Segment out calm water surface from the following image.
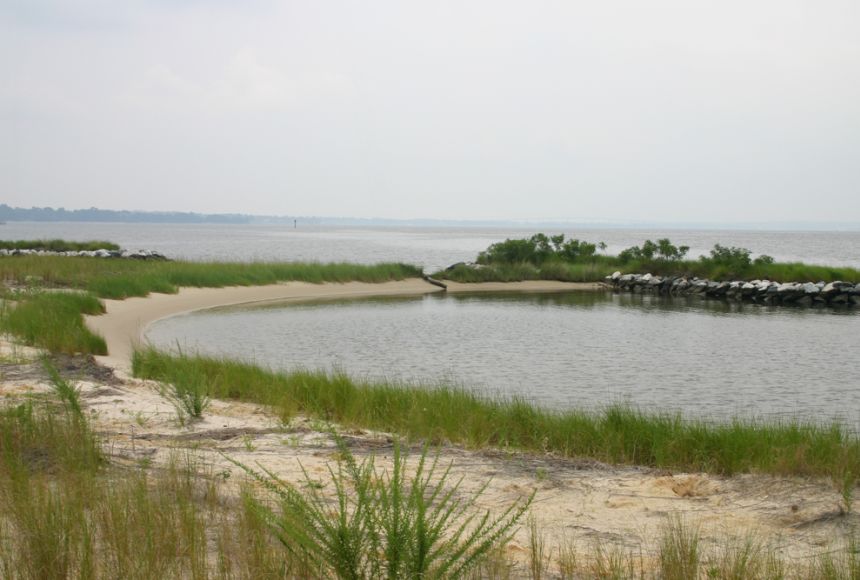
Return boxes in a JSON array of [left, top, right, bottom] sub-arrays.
[[147, 292, 860, 425]]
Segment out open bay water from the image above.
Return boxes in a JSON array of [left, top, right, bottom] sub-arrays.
[[4, 222, 860, 272], [147, 291, 860, 425]]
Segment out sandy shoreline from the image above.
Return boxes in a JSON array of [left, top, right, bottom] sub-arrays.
[[5, 278, 857, 569], [84, 278, 602, 371]]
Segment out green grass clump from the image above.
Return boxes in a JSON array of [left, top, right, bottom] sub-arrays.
[[160, 372, 211, 423], [0, 386, 242, 578], [1, 292, 107, 355], [0, 239, 120, 252], [0, 359, 100, 481], [235, 439, 532, 579], [132, 349, 860, 481], [0, 401, 102, 479], [0, 388, 103, 579], [659, 516, 700, 580], [42, 357, 84, 418]]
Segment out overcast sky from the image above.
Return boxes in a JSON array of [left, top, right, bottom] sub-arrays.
[[2, 0, 859, 223]]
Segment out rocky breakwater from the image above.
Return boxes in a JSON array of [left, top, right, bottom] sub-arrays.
[[605, 272, 859, 306], [0, 248, 169, 260]]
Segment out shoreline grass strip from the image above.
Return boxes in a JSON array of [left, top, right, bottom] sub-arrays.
[[132, 349, 860, 481]]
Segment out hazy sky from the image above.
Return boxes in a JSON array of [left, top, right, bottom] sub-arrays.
[[2, 1, 859, 223]]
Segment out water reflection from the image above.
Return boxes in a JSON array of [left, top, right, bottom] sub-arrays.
[[147, 291, 860, 426]]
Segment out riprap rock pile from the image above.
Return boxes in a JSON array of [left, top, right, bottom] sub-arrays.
[[0, 248, 169, 260], [605, 272, 858, 306]]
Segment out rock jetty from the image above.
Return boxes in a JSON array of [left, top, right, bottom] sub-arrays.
[[0, 248, 169, 260], [605, 271, 858, 306]]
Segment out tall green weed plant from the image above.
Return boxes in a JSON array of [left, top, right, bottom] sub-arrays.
[[232, 439, 533, 579]]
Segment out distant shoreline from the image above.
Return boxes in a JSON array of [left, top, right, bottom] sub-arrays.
[[3, 205, 859, 231]]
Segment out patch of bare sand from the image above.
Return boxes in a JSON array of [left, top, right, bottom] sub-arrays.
[[1, 353, 855, 569]]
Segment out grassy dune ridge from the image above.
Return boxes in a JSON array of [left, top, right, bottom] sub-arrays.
[[0, 255, 423, 299], [133, 349, 860, 483]]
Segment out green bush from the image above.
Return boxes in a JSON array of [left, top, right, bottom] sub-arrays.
[[442, 234, 857, 284], [477, 234, 603, 266], [618, 238, 689, 262]]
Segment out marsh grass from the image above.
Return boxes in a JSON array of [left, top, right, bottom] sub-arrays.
[[528, 516, 550, 580], [812, 536, 860, 580], [556, 533, 579, 579], [159, 372, 211, 424], [659, 516, 700, 580], [0, 401, 102, 478], [133, 349, 860, 481], [0, 395, 276, 579], [838, 468, 855, 514], [0, 291, 107, 355], [493, 525, 859, 579], [0, 255, 424, 299], [704, 534, 784, 580], [42, 357, 84, 418], [589, 542, 643, 579]]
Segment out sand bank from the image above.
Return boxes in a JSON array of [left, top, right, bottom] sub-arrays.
[[85, 278, 601, 371]]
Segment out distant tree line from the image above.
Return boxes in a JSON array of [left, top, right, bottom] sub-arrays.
[[0, 204, 303, 224]]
